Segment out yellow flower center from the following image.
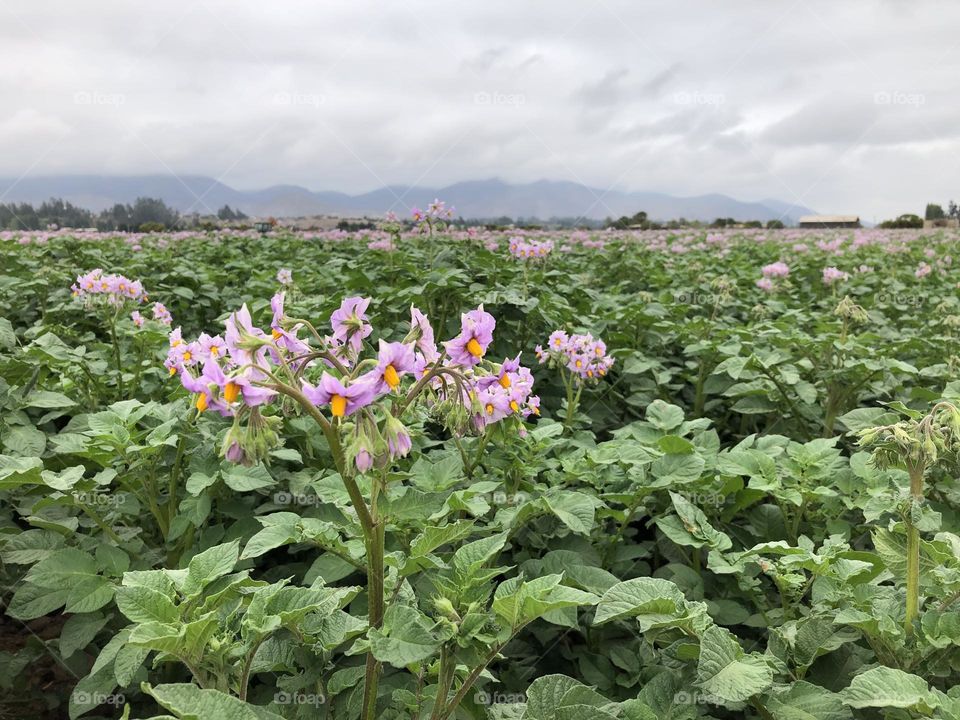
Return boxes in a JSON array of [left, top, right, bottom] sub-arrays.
[[210, 346, 219, 357], [499, 374, 511, 389], [595, 347, 603, 356], [223, 382, 240, 404], [533, 405, 540, 415], [510, 400, 520, 413], [172, 339, 183, 347], [575, 359, 582, 368], [466, 337, 484, 358], [168, 366, 177, 376], [183, 351, 192, 362], [272, 329, 282, 340], [485, 403, 495, 415], [195, 393, 208, 412], [384, 364, 400, 389], [587, 369, 594, 378], [330, 394, 347, 417]]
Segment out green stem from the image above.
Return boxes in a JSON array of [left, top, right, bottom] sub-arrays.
[[78, 502, 123, 544], [110, 315, 124, 398], [429, 645, 456, 720], [360, 474, 386, 720], [751, 697, 775, 720], [905, 463, 924, 636], [166, 434, 186, 530]]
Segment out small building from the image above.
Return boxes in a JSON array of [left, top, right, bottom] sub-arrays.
[[923, 218, 959, 229], [798, 215, 861, 229]]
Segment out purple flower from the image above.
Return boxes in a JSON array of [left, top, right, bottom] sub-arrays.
[[302, 373, 375, 418], [822, 267, 849, 285], [410, 306, 439, 361], [131, 310, 145, 328], [761, 261, 790, 278], [330, 296, 372, 354], [270, 292, 309, 354], [372, 340, 416, 394], [225, 304, 268, 366], [444, 306, 495, 367], [277, 268, 293, 285], [152, 302, 172, 326], [547, 330, 569, 352]]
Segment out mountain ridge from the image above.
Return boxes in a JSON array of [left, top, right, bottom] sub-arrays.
[[0, 175, 817, 223]]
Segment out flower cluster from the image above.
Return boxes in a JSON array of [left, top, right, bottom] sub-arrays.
[[152, 302, 172, 325], [71, 269, 146, 306], [411, 198, 455, 233], [168, 293, 537, 470], [508, 237, 554, 260], [761, 261, 790, 278], [536, 331, 614, 382], [822, 266, 849, 285]]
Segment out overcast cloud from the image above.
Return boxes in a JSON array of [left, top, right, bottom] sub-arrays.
[[0, 1, 957, 220]]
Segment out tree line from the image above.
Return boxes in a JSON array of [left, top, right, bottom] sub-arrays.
[[0, 197, 247, 232]]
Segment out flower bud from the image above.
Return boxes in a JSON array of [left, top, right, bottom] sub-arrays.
[[384, 414, 412, 459]]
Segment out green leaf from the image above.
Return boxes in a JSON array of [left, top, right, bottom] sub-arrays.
[[59, 612, 109, 659], [3, 425, 46, 456], [696, 625, 774, 703], [368, 604, 441, 667], [241, 524, 298, 560], [544, 492, 598, 535], [115, 585, 180, 624], [646, 400, 685, 431], [525, 675, 588, 720], [181, 541, 240, 596], [765, 681, 852, 720], [24, 390, 76, 409], [7, 582, 71, 620], [593, 578, 687, 628], [223, 465, 275, 492], [143, 682, 286, 720], [840, 666, 936, 711]]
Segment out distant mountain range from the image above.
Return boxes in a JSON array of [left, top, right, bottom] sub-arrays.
[[0, 175, 816, 224]]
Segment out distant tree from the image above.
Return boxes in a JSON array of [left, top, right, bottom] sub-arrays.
[[879, 213, 923, 229], [766, 219, 786, 229], [606, 210, 650, 230], [925, 203, 946, 220], [949, 200, 960, 224], [743, 220, 763, 228], [710, 217, 737, 228], [217, 205, 237, 221]]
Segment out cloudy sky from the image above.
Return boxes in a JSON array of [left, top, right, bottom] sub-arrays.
[[0, 1, 956, 220]]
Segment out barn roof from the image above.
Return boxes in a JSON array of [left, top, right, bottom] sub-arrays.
[[798, 215, 860, 223]]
